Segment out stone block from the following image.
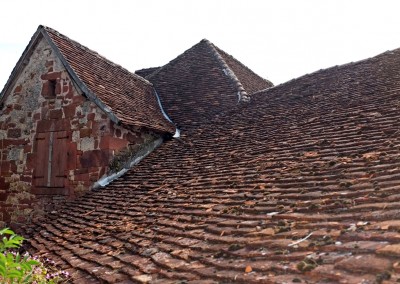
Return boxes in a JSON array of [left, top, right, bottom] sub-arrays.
[[0, 161, 10, 173], [23, 144, 32, 153], [7, 128, 21, 138], [0, 192, 7, 202], [80, 137, 95, 151], [55, 81, 62, 95], [100, 136, 128, 151], [13, 85, 22, 93], [36, 119, 70, 132], [26, 153, 34, 169], [65, 84, 74, 99], [40, 71, 61, 81], [1, 139, 29, 148], [87, 113, 95, 121], [20, 175, 32, 183], [75, 168, 88, 175], [45, 60, 53, 67], [32, 113, 41, 121], [10, 162, 17, 172], [63, 103, 77, 118], [80, 128, 91, 138], [72, 95, 85, 104], [7, 148, 22, 161], [74, 173, 89, 182], [0, 178, 10, 191], [49, 109, 63, 119], [80, 149, 110, 168]]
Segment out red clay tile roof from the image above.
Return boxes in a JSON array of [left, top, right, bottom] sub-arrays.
[[24, 48, 400, 283], [145, 39, 273, 127], [41, 26, 175, 133]]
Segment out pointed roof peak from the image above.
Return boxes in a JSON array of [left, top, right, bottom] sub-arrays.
[[205, 41, 252, 102], [200, 38, 212, 44], [2, 25, 175, 134], [147, 39, 272, 99], [142, 38, 273, 126], [197, 38, 274, 99]]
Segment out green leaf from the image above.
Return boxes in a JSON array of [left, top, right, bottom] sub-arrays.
[[0, 265, 6, 277], [8, 268, 23, 277], [0, 228, 14, 236], [22, 274, 32, 283], [6, 252, 15, 263], [10, 235, 24, 242], [25, 260, 40, 266], [15, 253, 20, 263], [20, 262, 29, 271]]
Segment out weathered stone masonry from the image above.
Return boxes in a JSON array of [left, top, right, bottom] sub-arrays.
[[0, 37, 158, 227]]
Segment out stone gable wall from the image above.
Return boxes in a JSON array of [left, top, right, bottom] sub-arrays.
[[0, 37, 158, 228]]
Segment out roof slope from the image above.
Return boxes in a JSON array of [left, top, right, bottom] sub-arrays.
[[24, 49, 400, 282], [144, 39, 273, 127], [1, 26, 175, 134]]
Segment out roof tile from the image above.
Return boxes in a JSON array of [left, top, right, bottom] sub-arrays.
[[145, 39, 272, 126], [24, 42, 400, 282]]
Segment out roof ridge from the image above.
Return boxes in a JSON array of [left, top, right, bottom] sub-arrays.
[[145, 40, 213, 80], [41, 26, 153, 86], [212, 43, 273, 89], [252, 47, 394, 97], [204, 39, 250, 103]]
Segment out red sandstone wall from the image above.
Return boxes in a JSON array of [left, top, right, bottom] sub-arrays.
[[0, 37, 158, 227]]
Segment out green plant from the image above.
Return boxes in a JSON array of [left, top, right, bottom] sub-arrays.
[[0, 228, 40, 283], [0, 228, 25, 252], [0, 228, 70, 283]]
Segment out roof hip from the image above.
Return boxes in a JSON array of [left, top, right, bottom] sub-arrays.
[[204, 39, 251, 103]]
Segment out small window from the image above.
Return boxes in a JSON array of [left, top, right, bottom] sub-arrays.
[[48, 80, 56, 97], [41, 80, 57, 98]]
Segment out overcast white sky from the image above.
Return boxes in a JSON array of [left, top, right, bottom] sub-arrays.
[[1, 0, 400, 89]]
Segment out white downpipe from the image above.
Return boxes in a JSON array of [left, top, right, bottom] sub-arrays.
[[153, 90, 180, 138]]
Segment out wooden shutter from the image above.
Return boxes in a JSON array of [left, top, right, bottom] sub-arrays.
[[33, 131, 67, 188], [51, 131, 68, 187], [33, 132, 50, 187]]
